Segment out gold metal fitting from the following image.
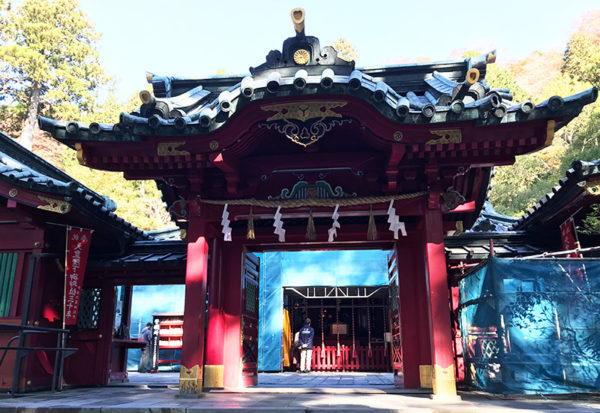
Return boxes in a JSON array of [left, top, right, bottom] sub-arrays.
[[465, 68, 480, 85], [291, 8, 305, 34]]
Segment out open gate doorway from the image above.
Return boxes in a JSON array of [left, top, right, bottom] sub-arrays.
[[247, 246, 402, 389]]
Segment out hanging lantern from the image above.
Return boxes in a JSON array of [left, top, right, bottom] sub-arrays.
[[247, 207, 255, 240], [306, 209, 316, 241]]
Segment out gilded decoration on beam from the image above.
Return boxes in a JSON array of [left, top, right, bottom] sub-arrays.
[[209, 140, 219, 150], [293, 49, 310, 65], [8, 188, 17, 197], [262, 101, 347, 122], [545, 119, 556, 146], [260, 102, 350, 146], [393, 131, 403, 142], [585, 178, 600, 196], [157, 141, 190, 156], [426, 129, 462, 145], [268, 180, 357, 201], [75, 143, 86, 165], [37, 195, 71, 214]]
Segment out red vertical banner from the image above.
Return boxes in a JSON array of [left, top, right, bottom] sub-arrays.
[[64, 227, 93, 326], [559, 218, 578, 258]]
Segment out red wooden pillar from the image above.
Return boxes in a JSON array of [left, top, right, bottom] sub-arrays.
[[179, 236, 209, 395], [423, 207, 458, 397], [396, 234, 432, 388], [203, 237, 225, 388], [222, 242, 243, 388]]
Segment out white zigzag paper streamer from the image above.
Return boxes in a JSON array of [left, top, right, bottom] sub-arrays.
[[273, 206, 285, 242], [387, 200, 407, 239], [328, 204, 340, 242], [221, 203, 232, 241]]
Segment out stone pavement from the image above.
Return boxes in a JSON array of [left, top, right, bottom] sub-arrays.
[[0, 372, 599, 412]]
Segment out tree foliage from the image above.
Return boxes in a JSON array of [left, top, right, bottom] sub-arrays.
[[489, 12, 600, 232], [63, 91, 173, 231], [0, 0, 107, 149]]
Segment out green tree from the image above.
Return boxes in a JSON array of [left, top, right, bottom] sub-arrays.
[[65, 90, 173, 231], [0, 0, 107, 149], [488, 11, 600, 219], [563, 33, 600, 87], [485, 63, 532, 103]]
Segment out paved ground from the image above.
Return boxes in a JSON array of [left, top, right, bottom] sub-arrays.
[[0, 372, 599, 412]]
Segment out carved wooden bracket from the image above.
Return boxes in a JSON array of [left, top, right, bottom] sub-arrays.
[[385, 144, 406, 193], [209, 152, 240, 195]]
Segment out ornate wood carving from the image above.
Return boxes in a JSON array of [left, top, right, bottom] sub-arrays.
[[259, 101, 350, 147], [157, 141, 190, 156], [261, 101, 346, 122], [426, 129, 462, 145], [268, 180, 356, 200]]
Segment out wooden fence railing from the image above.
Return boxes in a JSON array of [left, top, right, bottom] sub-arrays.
[[311, 344, 389, 371]]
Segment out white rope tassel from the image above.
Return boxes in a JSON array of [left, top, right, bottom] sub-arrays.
[[221, 203, 232, 241], [387, 200, 406, 239], [273, 206, 286, 242], [328, 204, 340, 242]]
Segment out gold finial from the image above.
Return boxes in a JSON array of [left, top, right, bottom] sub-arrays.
[[291, 8, 305, 34]]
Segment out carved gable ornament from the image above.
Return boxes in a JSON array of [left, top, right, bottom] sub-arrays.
[[259, 101, 351, 147]]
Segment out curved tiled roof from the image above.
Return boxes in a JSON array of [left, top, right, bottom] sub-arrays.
[[38, 25, 597, 143], [0, 131, 152, 240], [511, 159, 600, 231]]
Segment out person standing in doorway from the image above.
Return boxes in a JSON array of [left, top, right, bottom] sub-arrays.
[[299, 318, 314, 373], [139, 322, 153, 373]]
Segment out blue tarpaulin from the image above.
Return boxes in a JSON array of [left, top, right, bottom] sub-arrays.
[[258, 250, 389, 371], [460, 257, 600, 394]]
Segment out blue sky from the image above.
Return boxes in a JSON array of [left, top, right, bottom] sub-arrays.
[[76, 0, 599, 100]]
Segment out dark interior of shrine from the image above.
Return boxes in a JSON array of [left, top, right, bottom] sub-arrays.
[[284, 287, 391, 372]]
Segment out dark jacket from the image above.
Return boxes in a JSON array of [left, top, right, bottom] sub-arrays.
[[299, 325, 314, 349], [141, 327, 152, 346]]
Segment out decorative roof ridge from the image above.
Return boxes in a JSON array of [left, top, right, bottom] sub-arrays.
[[37, 7, 597, 144], [40, 85, 597, 148], [510, 158, 600, 231]]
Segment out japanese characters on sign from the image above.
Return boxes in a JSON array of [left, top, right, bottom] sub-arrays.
[[559, 218, 578, 258], [64, 227, 92, 325]]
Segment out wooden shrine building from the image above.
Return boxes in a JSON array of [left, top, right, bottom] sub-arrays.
[[28, 8, 598, 396]]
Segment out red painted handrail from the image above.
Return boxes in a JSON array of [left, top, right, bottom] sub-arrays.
[[311, 344, 389, 371]]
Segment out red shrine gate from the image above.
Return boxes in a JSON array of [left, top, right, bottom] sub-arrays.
[[39, 8, 596, 397]]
